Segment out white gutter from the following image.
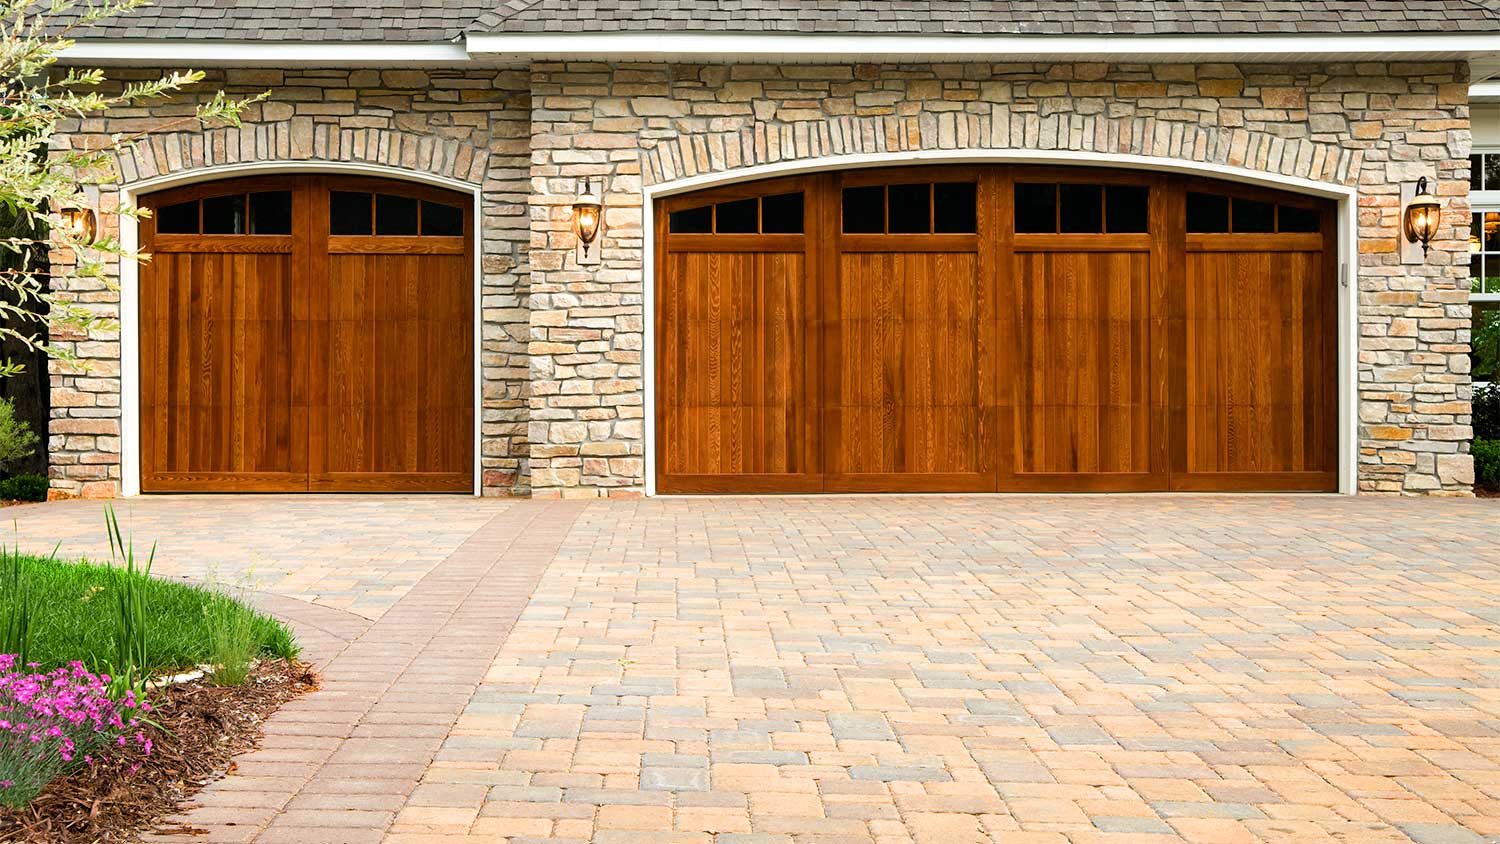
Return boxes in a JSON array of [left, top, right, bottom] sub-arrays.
[[61, 40, 471, 64], [56, 32, 1500, 71], [463, 31, 1500, 59]]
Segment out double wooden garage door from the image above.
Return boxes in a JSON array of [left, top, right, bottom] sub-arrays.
[[656, 166, 1338, 493], [139, 175, 473, 492]]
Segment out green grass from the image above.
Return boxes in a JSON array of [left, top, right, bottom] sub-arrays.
[[0, 553, 297, 674]]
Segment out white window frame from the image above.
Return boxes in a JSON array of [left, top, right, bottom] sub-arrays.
[[1470, 148, 1500, 387]]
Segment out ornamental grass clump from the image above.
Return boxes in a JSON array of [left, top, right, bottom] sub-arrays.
[[0, 655, 151, 807]]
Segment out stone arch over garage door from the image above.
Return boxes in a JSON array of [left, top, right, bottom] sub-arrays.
[[639, 112, 1363, 191]]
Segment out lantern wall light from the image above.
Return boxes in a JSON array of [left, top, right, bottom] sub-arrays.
[[58, 207, 97, 243], [1402, 176, 1441, 259], [572, 177, 603, 263]]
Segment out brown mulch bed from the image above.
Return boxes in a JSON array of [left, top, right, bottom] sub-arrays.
[[1479, 486, 1499, 498], [0, 659, 316, 843]]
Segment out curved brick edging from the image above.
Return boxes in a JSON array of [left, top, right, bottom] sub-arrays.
[[142, 500, 582, 844], [239, 590, 373, 672]]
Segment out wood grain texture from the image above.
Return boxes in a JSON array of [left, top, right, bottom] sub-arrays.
[[658, 249, 808, 479], [824, 250, 988, 487], [1011, 250, 1156, 484], [139, 175, 473, 493], [655, 165, 1341, 494], [1178, 247, 1335, 485]]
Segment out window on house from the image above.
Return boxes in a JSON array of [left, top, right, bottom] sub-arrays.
[[1472, 211, 1500, 384], [1015, 182, 1149, 234], [1471, 153, 1500, 192], [1471, 213, 1500, 296], [840, 182, 978, 235], [669, 192, 805, 235]]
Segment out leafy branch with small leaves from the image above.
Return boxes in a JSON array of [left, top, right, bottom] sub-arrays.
[[0, 0, 267, 376]]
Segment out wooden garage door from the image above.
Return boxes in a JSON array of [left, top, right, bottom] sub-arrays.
[[139, 175, 473, 492], [656, 166, 1338, 493]]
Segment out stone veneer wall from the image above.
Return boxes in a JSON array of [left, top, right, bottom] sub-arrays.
[[528, 61, 1475, 496], [48, 60, 1475, 497], [48, 68, 532, 497]]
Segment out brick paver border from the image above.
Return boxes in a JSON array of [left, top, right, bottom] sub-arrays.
[[145, 500, 582, 844]]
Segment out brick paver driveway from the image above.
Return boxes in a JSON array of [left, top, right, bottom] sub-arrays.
[[21, 494, 1498, 844]]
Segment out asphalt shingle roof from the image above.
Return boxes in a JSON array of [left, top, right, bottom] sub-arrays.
[[66, 0, 494, 42], [474, 0, 1500, 35], [63, 0, 1500, 43]]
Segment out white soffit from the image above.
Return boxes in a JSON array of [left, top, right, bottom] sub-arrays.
[[1472, 81, 1500, 101]]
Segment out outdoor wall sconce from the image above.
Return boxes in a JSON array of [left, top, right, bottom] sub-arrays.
[[57, 206, 97, 243], [1402, 176, 1441, 259], [572, 177, 603, 261]]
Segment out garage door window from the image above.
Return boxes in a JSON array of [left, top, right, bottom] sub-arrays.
[[1186, 191, 1322, 234], [1016, 182, 1148, 234], [668, 192, 804, 235], [154, 191, 292, 235], [841, 182, 977, 234], [330, 191, 466, 236]]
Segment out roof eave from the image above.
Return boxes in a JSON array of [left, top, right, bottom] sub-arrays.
[[59, 39, 474, 65]]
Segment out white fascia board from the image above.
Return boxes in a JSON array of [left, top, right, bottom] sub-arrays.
[[464, 31, 1500, 60], [60, 40, 471, 64], [1472, 82, 1500, 100]]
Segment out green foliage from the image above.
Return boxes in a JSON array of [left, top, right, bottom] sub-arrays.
[[0, 474, 46, 502], [0, 397, 37, 474], [1475, 382, 1500, 442], [204, 589, 258, 687], [1475, 438, 1500, 492], [0, 544, 36, 668], [103, 504, 150, 698], [1474, 308, 1500, 385], [0, 552, 295, 675], [1, 0, 269, 376]]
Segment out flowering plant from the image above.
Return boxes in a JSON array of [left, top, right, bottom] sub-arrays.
[[0, 654, 151, 807]]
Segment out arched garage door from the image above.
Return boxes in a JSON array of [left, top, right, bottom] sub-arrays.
[[139, 175, 473, 492], [655, 166, 1337, 493]]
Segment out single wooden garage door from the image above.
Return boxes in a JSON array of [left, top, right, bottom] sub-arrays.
[[139, 175, 473, 492], [655, 166, 1338, 493]]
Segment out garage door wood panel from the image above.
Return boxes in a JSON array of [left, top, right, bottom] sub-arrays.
[[656, 165, 1339, 494], [1010, 249, 1158, 489], [658, 249, 812, 486], [141, 242, 305, 491], [824, 250, 992, 491], [140, 175, 472, 493], [1176, 245, 1336, 490]]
